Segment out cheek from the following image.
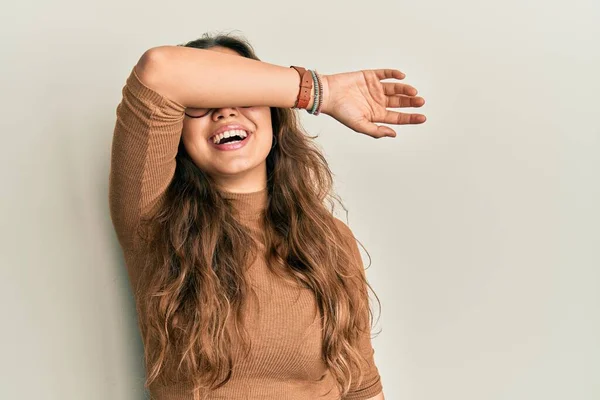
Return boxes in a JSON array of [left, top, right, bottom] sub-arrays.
[[252, 131, 273, 154], [181, 131, 210, 161], [251, 108, 274, 141], [245, 106, 272, 124]]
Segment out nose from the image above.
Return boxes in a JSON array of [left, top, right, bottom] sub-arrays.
[[212, 107, 239, 121]]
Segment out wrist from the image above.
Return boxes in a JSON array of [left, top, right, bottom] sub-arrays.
[[319, 74, 330, 115]]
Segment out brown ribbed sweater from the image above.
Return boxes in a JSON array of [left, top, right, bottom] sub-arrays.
[[108, 65, 383, 400]]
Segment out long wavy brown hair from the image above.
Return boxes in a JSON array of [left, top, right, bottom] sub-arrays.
[[135, 31, 381, 399]]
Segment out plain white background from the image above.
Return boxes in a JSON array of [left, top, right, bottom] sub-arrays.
[[1, 0, 598, 399]]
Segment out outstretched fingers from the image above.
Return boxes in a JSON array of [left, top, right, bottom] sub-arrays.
[[377, 73, 425, 123], [356, 69, 426, 137]]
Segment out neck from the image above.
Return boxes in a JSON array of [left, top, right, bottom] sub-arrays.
[[221, 186, 268, 221]]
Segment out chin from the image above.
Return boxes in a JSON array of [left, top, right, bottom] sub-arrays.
[[213, 161, 258, 176]]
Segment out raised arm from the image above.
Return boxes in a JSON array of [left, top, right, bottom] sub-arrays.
[[142, 45, 425, 139]]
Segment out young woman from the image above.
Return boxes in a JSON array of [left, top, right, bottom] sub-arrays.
[[108, 33, 426, 400]]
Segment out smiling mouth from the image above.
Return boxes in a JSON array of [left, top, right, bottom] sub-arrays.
[[210, 130, 250, 145]]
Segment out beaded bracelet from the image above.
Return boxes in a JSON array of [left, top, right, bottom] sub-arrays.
[[307, 70, 324, 115], [308, 70, 320, 115]]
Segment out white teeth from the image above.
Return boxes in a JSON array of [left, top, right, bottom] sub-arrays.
[[212, 129, 248, 144]]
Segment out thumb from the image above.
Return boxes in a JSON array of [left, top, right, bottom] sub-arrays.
[[354, 120, 396, 138]]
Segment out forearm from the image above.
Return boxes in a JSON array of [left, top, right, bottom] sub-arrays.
[[137, 45, 317, 110]]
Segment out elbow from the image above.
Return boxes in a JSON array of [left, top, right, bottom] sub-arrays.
[[135, 47, 163, 80], [137, 45, 184, 72]]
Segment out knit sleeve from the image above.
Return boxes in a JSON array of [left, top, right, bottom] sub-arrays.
[[334, 218, 384, 400], [108, 65, 185, 258]]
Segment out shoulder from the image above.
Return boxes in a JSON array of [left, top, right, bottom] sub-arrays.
[[332, 216, 360, 254], [332, 216, 354, 239]]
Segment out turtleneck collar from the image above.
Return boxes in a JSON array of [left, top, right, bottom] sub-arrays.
[[221, 186, 269, 221]]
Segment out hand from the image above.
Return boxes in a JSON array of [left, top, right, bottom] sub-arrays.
[[320, 70, 426, 138]]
